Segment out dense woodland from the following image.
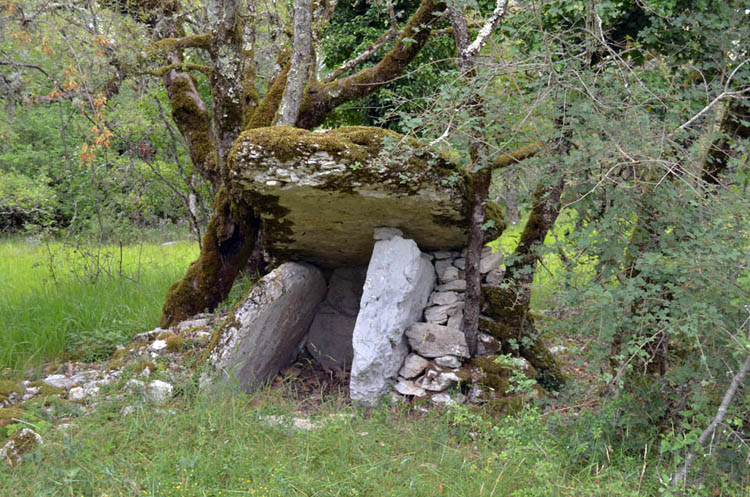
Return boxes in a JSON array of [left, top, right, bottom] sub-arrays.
[[1, 0, 749, 494]]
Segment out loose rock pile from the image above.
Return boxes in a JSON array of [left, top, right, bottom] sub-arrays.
[[390, 247, 505, 405]]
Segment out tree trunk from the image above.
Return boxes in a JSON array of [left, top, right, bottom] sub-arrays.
[[160, 193, 261, 326], [481, 171, 567, 389], [277, 0, 313, 126]]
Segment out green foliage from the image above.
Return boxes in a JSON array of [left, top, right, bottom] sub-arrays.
[[0, 235, 198, 371], [319, 0, 459, 130]]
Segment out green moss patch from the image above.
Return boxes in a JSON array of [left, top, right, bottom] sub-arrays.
[[0, 380, 23, 401]]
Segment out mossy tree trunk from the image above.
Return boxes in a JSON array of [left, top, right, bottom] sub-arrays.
[[480, 170, 567, 389], [702, 95, 749, 185]]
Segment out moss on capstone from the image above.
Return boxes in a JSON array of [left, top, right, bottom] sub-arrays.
[[230, 125, 456, 196]]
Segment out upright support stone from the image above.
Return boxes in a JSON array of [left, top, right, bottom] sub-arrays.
[[350, 230, 435, 405], [206, 262, 326, 391]]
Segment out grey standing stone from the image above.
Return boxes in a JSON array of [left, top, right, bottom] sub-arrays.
[[207, 263, 327, 391], [307, 266, 367, 370], [406, 323, 469, 358], [350, 234, 435, 405]]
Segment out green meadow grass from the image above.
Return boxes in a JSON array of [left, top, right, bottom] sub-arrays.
[[0, 385, 652, 497], [0, 237, 198, 371]]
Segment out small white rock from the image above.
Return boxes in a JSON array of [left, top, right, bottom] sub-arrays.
[[120, 405, 136, 416], [43, 374, 78, 390], [479, 252, 504, 274], [549, 345, 568, 355], [68, 387, 86, 402], [430, 291, 460, 306], [394, 379, 427, 397], [435, 355, 461, 368], [150, 340, 167, 352], [399, 353, 430, 379], [147, 380, 173, 403]]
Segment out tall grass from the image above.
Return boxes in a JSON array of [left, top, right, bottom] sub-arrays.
[[0, 236, 198, 371], [0, 386, 654, 496]]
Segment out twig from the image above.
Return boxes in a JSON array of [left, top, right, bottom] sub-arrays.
[[670, 317, 750, 487]]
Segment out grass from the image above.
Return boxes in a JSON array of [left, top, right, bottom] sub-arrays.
[[0, 384, 654, 497], [0, 235, 198, 372]]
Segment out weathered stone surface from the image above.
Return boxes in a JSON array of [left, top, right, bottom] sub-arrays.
[[147, 380, 174, 403], [416, 369, 464, 392], [229, 126, 468, 267], [68, 387, 85, 402], [447, 311, 464, 330], [430, 291, 460, 306], [306, 266, 367, 370], [485, 268, 505, 286], [350, 234, 435, 405], [406, 323, 470, 358], [395, 378, 427, 397], [208, 262, 327, 390], [437, 279, 466, 292], [439, 265, 459, 284], [424, 301, 464, 324], [480, 252, 504, 274], [435, 355, 462, 368], [399, 353, 431, 379], [0, 429, 42, 465], [453, 258, 466, 270], [43, 374, 77, 390], [431, 392, 465, 404], [373, 227, 403, 240], [432, 250, 452, 260], [477, 332, 502, 356]]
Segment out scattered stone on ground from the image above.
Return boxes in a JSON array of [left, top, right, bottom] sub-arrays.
[[0, 428, 43, 465]]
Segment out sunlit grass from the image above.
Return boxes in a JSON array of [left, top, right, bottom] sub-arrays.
[[0, 236, 198, 371]]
